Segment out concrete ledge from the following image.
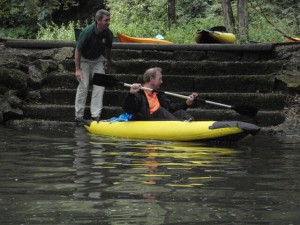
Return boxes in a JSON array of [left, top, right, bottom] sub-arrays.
[[5, 118, 77, 130], [113, 43, 275, 52], [4, 38, 299, 52], [3, 39, 275, 52], [3, 39, 76, 49]]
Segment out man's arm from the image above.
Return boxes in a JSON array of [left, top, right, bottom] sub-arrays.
[[105, 48, 112, 73], [104, 30, 114, 73], [122, 93, 139, 114], [74, 48, 83, 81]]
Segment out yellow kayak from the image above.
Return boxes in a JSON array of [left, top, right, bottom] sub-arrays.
[[195, 30, 236, 44], [84, 120, 260, 142], [117, 32, 173, 44]]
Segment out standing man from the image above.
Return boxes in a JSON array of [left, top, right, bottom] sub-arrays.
[[74, 9, 113, 122], [122, 67, 198, 121]]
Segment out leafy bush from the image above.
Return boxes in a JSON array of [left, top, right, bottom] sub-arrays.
[[5, 0, 297, 43], [0, 26, 32, 39], [36, 21, 76, 41]]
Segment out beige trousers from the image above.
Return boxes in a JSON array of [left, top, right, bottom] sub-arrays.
[[75, 55, 106, 119]]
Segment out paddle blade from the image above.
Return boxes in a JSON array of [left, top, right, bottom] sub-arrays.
[[233, 105, 259, 117], [93, 74, 122, 87]]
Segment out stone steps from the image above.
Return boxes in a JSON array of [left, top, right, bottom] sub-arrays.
[[43, 73, 276, 93], [110, 60, 282, 75], [30, 42, 286, 129], [25, 79, 286, 127], [60, 59, 282, 75], [2, 41, 289, 131], [111, 49, 274, 62], [22, 104, 284, 127], [37, 89, 286, 110]]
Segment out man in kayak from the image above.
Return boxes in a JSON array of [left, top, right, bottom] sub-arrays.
[[122, 67, 198, 120], [74, 9, 113, 123]]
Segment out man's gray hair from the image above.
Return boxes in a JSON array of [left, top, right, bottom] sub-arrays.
[[143, 67, 162, 82], [95, 9, 110, 21]]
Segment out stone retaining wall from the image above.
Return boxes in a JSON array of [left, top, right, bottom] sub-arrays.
[[0, 40, 299, 135]]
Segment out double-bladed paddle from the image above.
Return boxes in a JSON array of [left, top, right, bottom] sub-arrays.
[[93, 73, 259, 117]]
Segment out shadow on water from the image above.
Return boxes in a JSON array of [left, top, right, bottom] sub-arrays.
[[0, 126, 299, 224]]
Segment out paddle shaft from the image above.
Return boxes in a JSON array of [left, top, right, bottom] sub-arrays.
[[123, 83, 233, 109], [93, 74, 258, 117]]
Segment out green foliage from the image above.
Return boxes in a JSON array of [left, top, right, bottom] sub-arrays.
[[2, 0, 299, 43], [105, 0, 217, 27], [109, 15, 223, 44], [105, 0, 168, 27], [36, 21, 76, 41], [0, 0, 78, 27], [248, 0, 299, 41], [176, 0, 214, 23], [263, 0, 300, 33], [107, 0, 298, 43], [0, 26, 31, 39], [273, 0, 298, 35], [105, 0, 224, 43]]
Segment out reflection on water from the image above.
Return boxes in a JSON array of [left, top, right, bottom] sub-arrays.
[[0, 126, 300, 224]]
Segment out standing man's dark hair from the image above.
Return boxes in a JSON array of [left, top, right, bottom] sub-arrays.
[[95, 9, 110, 21], [74, 9, 113, 123]]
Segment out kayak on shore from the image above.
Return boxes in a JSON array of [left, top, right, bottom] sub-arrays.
[[195, 29, 236, 44], [117, 32, 173, 44], [84, 120, 260, 142]]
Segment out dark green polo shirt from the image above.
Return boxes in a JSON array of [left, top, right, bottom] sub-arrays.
[[76, 23, 113, 60]]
